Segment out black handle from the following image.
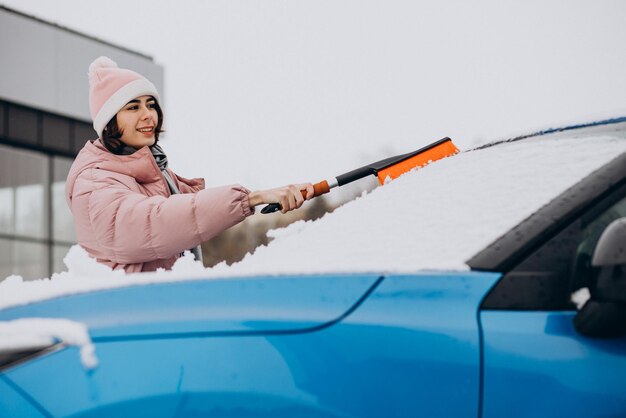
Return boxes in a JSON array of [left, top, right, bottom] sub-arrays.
[[261, 203, 281, 214]]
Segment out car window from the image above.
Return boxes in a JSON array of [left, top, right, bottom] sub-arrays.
[[570, 193, 626, 292], [482, 182, 626, 310]]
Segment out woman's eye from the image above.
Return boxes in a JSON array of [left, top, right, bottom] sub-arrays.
[[148, 103, 157, 109], [127, 106, 138, 110]]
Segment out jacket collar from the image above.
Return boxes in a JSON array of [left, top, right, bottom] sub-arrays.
[[87, 140, 162, 184]]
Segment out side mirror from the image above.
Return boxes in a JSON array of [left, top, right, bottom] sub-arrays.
[[591, 217, 626, 267], [574, 218, 626, 338]]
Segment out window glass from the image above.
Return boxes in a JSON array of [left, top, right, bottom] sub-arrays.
[[0, 186, 14, 234], [0, 239, 48, 281], [15, 183, 47, 238], [0, 101, 5, 135], [570, 193, 626, 291], [52, 157, 76, 243], [42, 114, 71, 153], [74, 122, 95, 154], [503, 183, 626, 309], [52, 244, 72, 274], [0, 240, 11, 281], [7, 105, 38, 145], [0, 145, 48, 239]]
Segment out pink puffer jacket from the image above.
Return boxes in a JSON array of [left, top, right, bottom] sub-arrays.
[[65, 140, 254, 272]]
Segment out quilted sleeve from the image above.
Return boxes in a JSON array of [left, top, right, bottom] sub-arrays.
[[79, 173, 253, 264]]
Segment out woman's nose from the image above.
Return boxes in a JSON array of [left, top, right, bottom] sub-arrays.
[[140, 106, 152, 119]]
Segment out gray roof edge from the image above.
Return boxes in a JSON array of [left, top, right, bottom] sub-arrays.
[[0, 4, 154, 61]]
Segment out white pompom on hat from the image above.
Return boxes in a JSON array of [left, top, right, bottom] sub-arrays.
[[88, 56, 160, 138]]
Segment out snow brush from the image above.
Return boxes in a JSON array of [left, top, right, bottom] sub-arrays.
[[261, 137, 460, 214]]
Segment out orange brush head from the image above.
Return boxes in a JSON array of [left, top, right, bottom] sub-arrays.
[[376, 139, 459, 185]]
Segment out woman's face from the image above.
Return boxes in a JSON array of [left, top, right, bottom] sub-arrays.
[[116, 95, 159, 149]]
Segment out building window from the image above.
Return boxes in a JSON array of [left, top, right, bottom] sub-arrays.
[[43, 114, 72, 152], [0, 239, 48, 282], [51, 156, 76, 274], [0, 145, 50, 280], [0, 101, 6, 135], [52, 244, 73, 276], [0, 99, 84, 281], [73, 121, 95, 153], [0, 146, 49, 240], [52, 157, 75, 243], [7, 105, 39, 145]]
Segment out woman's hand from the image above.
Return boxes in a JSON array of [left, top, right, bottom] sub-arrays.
[[248, 183, 315, 213]]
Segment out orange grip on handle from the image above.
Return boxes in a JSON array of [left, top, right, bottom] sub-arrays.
[[260, 180, 331, 214], [302, 180, 331, 199]]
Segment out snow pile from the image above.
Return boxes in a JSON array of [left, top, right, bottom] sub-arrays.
[[571, 287, 591, 310], [0, 318, 98, 369], [0, 246, 206, 310], [0, 124, 625, 310]]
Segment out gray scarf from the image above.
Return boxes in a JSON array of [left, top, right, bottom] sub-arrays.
[[109, 140, 203, 263], [150, 144, 180, 195], [149, 144, 203, 263]]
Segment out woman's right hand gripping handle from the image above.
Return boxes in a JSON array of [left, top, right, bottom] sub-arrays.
[[249, 181, 330, 214]]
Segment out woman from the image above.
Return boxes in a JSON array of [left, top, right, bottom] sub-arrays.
[[66, 56, 313, 273]]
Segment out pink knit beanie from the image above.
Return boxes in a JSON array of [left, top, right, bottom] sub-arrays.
[[88, 56, 160, 138]]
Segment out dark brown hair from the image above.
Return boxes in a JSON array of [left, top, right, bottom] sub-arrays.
[[101, 97, 164, 154]]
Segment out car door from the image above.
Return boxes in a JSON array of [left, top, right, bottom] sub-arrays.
[[479, 182, 626, 417]]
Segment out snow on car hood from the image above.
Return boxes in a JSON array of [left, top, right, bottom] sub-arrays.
[[0, 122, 625, 311]]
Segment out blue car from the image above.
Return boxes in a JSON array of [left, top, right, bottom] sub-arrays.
[[1, 118, 626, 417]]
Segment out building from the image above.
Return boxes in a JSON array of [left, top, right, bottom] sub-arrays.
[[0, 5, 164, 280]]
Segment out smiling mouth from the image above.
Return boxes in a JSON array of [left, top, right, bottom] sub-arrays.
[[137, 127, 154, 134]]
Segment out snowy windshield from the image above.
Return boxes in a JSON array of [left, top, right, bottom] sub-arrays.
[[224, 122, 626, 275]]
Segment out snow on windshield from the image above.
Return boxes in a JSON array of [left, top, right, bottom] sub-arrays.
[[1, 123, 625, 310], [224, 124, 626, 274]]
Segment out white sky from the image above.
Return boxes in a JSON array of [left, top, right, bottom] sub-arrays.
[[2, 0, 626, 191]]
